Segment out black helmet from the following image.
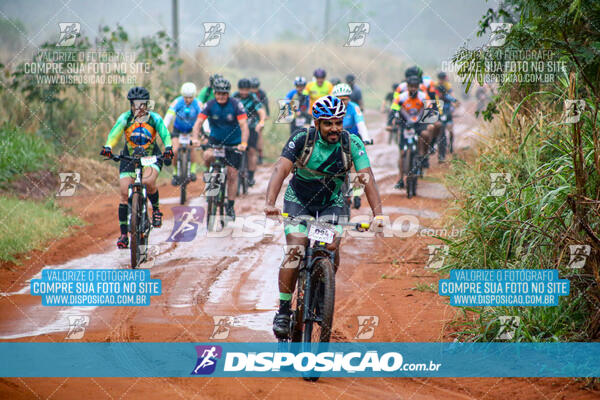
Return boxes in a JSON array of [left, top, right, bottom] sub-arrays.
[[330, 77, 341, 86], [250, 77, 260, 89], [405, 65, 423, 80], [437, 71, 447, 80], [127, 86, 150, 101], [313, 68, 326, 78], [392, 82, 399, 91], [209, 73, 223, 87], [345, 74, 355, 84], [213, 77, 231, 93], [238, 78, 252, 89], [406, 76, 421, 86]]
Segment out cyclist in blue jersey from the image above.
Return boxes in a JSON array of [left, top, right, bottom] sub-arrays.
[[285, 76, 310, 134], [163, 82, 201, 185], [331, 83, 372, 144], [192, 77, 249, 219]]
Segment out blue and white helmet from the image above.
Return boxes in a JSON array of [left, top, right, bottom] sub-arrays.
[[294, 76, 307, 86], [312, 95, 346, 120]]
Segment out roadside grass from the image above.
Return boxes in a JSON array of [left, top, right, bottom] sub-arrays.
[[411, 282, 437, 292], [442, 95, 598, 342], [0, 197, 82, 263], [0, 123, 55, 186]]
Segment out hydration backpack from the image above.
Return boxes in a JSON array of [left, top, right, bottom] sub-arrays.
[[294, 127, 353, 177]]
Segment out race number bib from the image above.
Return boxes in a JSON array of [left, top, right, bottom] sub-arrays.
[[179, 135, 191, 145], [295, 117, 306, 126], [141, 155, 157, 166], [213, 148, 226, 158], [308, 223, 335, 244]]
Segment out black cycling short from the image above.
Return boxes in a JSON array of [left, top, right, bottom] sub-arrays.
[[398, 123, 427, 150], [248, 127, 259, 149], [283, 199, 348, 222], [208, 137, 242, 169], [118, 145, 163, 175], [170, 128, 192, 138]]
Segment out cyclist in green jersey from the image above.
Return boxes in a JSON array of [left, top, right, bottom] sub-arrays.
[[100, 87, 173, 249], [233, 78, 266, 186], [264, 95, 384, 339], [197, 73, 222, 106]]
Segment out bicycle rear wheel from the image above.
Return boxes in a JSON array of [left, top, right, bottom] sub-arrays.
[[130, 191, 142, 268], [302, 257, 335, 382], [179, 148, 188, 205]]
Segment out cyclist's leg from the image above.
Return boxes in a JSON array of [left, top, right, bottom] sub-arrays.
[[247, 128, 259, 184], [170, 130, 180, 183], [202, 148, 214, 167], [142, 163, 162, 226], [118, 175, 134, 237], [319, 202, 345, 271]]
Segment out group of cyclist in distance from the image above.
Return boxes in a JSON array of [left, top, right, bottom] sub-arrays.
[[99, 64, 457, 339]]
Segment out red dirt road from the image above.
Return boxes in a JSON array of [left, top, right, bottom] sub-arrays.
[[0, 108, 597, 399]]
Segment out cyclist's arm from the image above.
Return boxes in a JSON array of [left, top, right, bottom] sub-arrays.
[[350, 135, 382, 216], [353, 106, 371, 141], [265, 157, 293, 207], [163, 99, 178, 128], [154, 113, 172, 147], [192, 112, 208, 141], [239, 117, 250, 146], [104, 112, 129, 149], [256, 107, 266, 130]]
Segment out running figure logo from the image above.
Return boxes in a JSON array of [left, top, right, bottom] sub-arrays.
[[57, 22, 80, 46], [168, 206, 204, 242], [210, 316, 234, 339], [496, 316, 520, 340], [563, 100, 585, 124], [420, 100, 444, 124], [191, 345, 222, 375], [354, 315, 379, 340], [57, 172, 80, 196], [65, 315, 89, 339], [199, 23, 225, 47], [276, 99, 299, 124], [345, 22, 370, 47], [567, 244, 591, 269], [489, 173, 511, 197], [489, 23, 512, 47], [426, 244, 449, 269]]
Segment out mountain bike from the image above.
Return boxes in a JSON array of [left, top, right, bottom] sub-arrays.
[[401, 126, 420, 199], [201, 143, 240, 231], [109, 147, 167, 268], [176, 133, 194, 204], [278, 214, 370, 381]]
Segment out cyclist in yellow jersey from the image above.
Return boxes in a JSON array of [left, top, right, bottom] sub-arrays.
[[303, 68, 333, 110]]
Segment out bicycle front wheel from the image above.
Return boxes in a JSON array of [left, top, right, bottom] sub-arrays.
[[130, 191, 142, 268], [179, 148, 188, 205], [303, 258, 335, 344]]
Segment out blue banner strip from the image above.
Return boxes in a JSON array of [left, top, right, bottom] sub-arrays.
[[1, 343, 599, 377]]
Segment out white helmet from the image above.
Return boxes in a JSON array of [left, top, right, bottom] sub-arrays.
[[331, 83, 352, 97], [181, 82, 197, 97]]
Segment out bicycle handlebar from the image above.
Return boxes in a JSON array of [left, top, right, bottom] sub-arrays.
[[280, 213, 370, 231]]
